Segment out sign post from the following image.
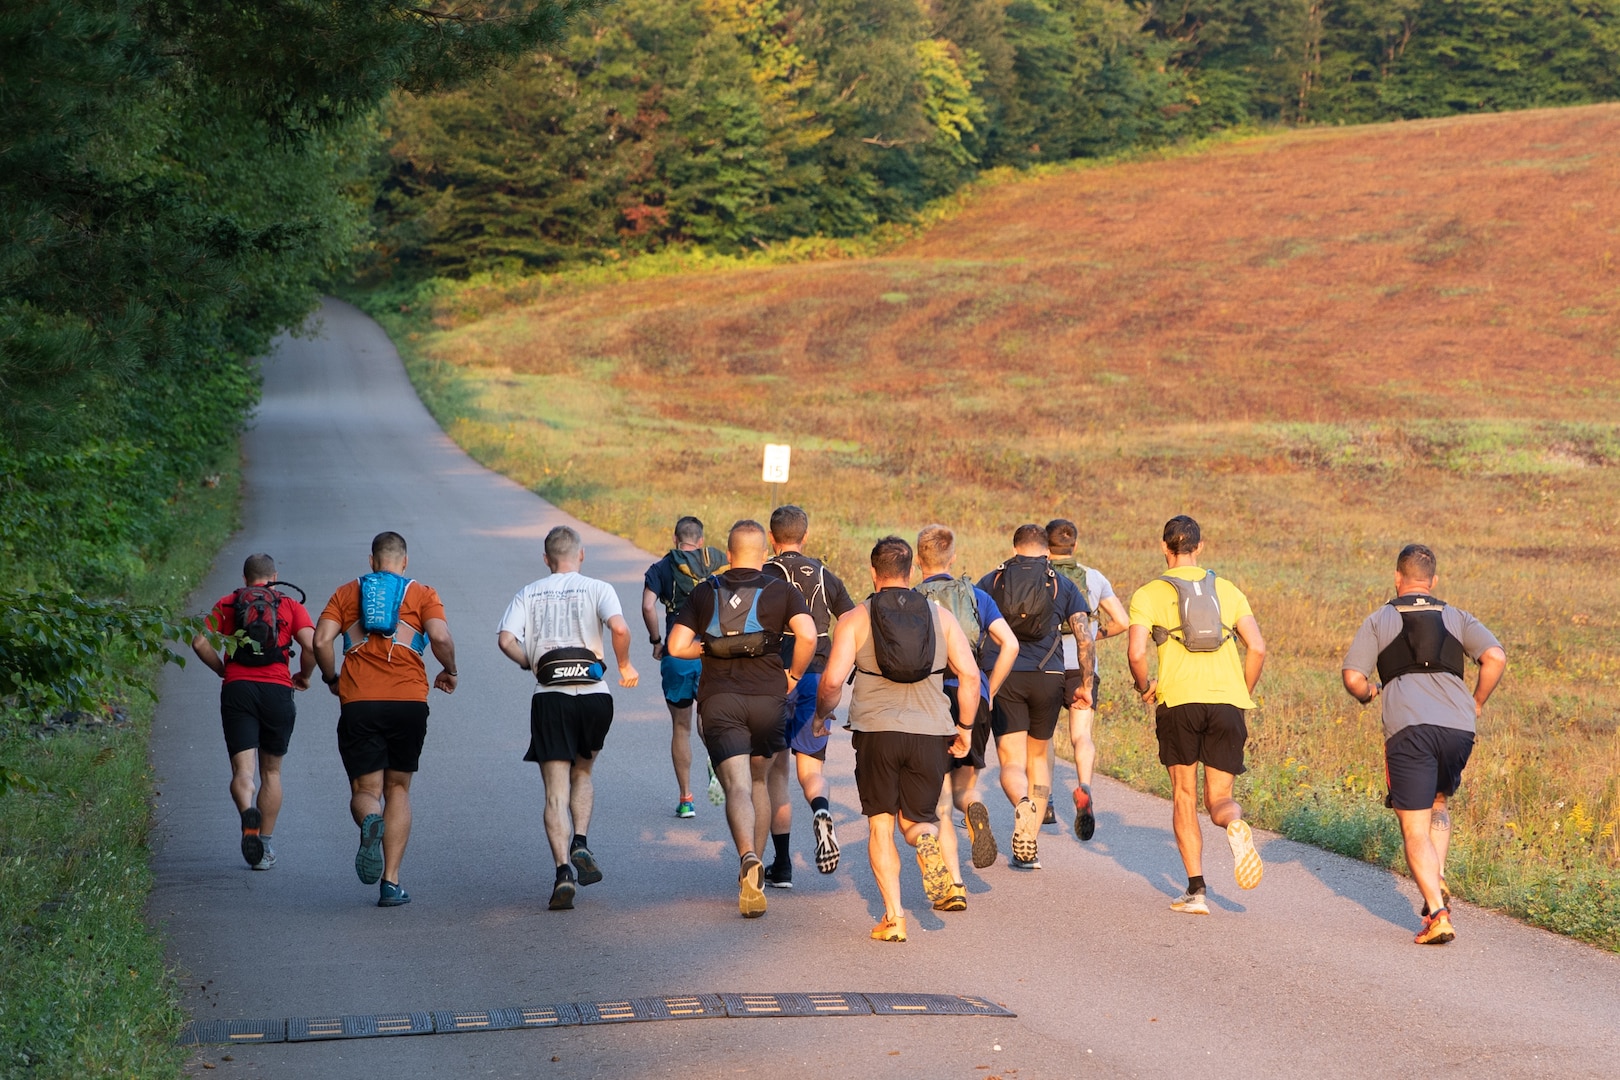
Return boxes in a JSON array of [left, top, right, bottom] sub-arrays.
[[762, 443, 791, 513]]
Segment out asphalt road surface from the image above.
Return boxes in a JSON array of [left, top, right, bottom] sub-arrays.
[[149, 299, 1620, 1079]]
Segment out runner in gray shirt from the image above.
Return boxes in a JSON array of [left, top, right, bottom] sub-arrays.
[[1341, 543, 1505, 946]]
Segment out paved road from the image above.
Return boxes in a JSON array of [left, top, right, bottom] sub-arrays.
[[150, 299, 1620, 1079]]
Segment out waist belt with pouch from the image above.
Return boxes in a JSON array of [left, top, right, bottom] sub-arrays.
[[535, 647, 606, 687]]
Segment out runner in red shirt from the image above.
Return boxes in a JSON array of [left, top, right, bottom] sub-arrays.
[[191, 553, 317, 869]]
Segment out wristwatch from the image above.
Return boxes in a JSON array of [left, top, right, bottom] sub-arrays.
[[649, 635, 662, 646], [322, 671, 340, 686]]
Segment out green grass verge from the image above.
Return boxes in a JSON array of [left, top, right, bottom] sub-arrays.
[[0, 463, 240, 1079]]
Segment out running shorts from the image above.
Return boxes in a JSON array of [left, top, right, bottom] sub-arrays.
[[660, 654, 702, 708], [525, 691, 614, 764], [1154, 702, 1247, 775], [947, 693, 991, 771], [700, 692, 788, 764], [220, 681, 296, 758], [784, 674, 827, 759], [852, 730, 951, 823], [990, 669, 1066, 741], [337, 700, 430, 779], [1384, 724, 1474, 811]]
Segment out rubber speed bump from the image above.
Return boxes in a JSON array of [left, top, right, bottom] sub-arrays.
[[180, 992, 1013, 1045]]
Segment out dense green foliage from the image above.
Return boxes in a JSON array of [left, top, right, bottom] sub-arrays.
[[373, 0, 1620, 273], [1, 1, 587, 709]]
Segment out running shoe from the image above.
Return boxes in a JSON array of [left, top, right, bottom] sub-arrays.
[[1170, 890, 1210, 915], [676, 798, 696, 819], [708, 764, 725, 805], [1009, 854, 1043, 870], [252, 840, 276, 872], [355, 813, 385, 885], [813, 809, 840, 874], [870, 914, 907, 942], [763, 861, 794, 889], [240, 807, 263, 868], [933, 883, 968, 912], [549, 875, 576, 911], [915, 833, 952, 905], [965, 801, 997, 868], [1415, 907, 1455, 945], [1011, 798, 1040, 863], [1226, 819, 1263, 890], [738, 853, 767, 918], [377, 880, 411, 907], [1042, 801, 1057, 825], [1074, 784, 1096, 842], [571, 845, 603, 886]]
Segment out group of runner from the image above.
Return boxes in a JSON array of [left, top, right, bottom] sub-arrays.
[[195, 512, 1504, 946]]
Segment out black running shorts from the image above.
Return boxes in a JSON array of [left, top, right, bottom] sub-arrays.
[[1064, 669, 1101, 710], [990, 669, 1066, 741], [700, 692, 788, 764], [337, 700, 430, 779], [219, 681, 296, 758], [525, 691, 614, 764], [1155, 702, 1248, 776], [852, 730, 951, 824], [947, 694, 991, 771], [1384, 724, 1474, 811]]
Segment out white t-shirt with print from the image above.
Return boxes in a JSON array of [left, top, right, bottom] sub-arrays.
[[498, 571, 623, 696]]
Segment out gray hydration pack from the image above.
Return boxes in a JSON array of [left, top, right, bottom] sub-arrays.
[[1150, 571, 1231, 653]]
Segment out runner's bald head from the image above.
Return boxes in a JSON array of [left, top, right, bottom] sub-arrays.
[[371, 531, 407, 571], [728, 519, 769, 567]]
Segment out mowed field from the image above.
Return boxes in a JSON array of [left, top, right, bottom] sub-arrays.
[[382, 103, 1620, 945]]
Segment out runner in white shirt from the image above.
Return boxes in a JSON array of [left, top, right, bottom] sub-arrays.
[[497, 526, 638, 911]]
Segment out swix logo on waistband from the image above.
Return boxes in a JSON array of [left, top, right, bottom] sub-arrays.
[[553, 664, 595, 679]]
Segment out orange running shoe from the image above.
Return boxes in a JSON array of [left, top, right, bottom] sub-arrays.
[[871, 914, 907, 942], [1415, 907, 1455, 945]]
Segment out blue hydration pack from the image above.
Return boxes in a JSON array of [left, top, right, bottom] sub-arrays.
[[343, 571, 428, 657], [702, 579, 777, 660]]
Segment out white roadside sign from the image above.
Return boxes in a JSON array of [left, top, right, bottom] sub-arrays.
[[762, 443, 791, 484]]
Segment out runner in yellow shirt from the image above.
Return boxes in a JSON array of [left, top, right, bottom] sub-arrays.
[[1127, 515, 1267, 915]]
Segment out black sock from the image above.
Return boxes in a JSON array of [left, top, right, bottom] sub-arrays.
[[571, 834, 587, 851], [810, 796, 830, 814], [1188, 875, 1206, 895], [556, 864, 574, 882], [771, 832, 790, 866]]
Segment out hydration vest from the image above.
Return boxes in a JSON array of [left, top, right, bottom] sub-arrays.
[[1375, 594, 1465, 683], [916, 575, 983, 660], [342, 572, 428, 659], [857, 588, 944, 685], [1048, 556, 1095, 630], [1150, 571, 1231, 654], [702, 577, 779, 660]]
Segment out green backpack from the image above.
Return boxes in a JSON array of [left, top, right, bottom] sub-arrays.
[[916, 575, 982, 659], [1049, 556, 1094, 628], [664, 547, 728, 615]]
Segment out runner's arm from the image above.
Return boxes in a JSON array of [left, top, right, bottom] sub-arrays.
[[1234, 614, 1265, 694], [1473, 645, 1506, 716], [1127, 624, 1155, 703], [1095, 595, 1129, 640], [665, 623, 702, 661], [606, 614, 639, 688], [940, 609, 978, 758], [1068, 612, 1095, 707], [291, 626, 317, 690], [426, 617, 458, 694], [985, 617, 1019, 702], [641, 587, 665, 658], [497, 630, 529, 670], [814, 607, 865, 729], [313, 618, 342, 695], [1341, 667, 1379, 704], [190, 630, 227, 678], [786, 612, 817, 683]]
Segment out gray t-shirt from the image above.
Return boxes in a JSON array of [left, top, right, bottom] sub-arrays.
[[1341, 599, 1502, 739], [498, 571, 623, 697], [848, 595, 953, 737], [1061, 566, 1117, 672]]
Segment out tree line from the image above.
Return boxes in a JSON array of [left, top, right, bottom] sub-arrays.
[[371, 0, 1620, 273]]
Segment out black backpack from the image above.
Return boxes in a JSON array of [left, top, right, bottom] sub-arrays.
[[862, 589, 941, 684], [988, 559, 1057, 643], [766, 553, 833, 637], [230, 584, 293, 667], [701, 578, 779, 660]]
